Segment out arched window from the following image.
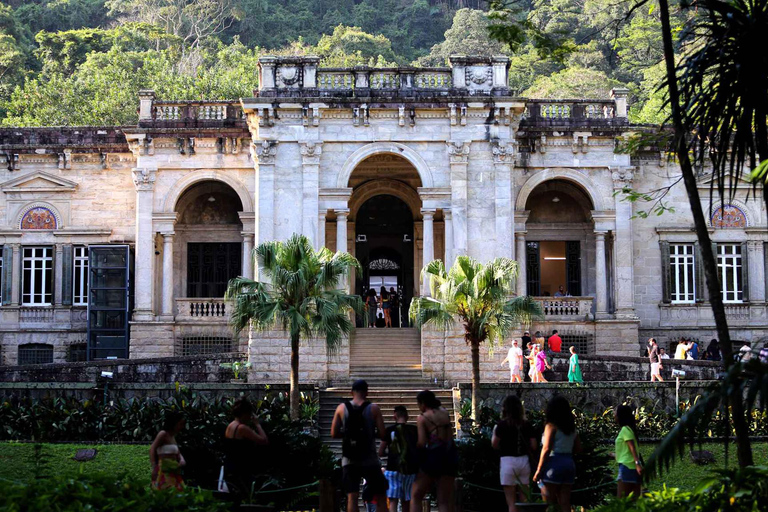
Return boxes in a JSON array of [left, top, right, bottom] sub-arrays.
[[18, 343, 54, 365], [20, 206, 58, 230], [711, 205, 747, 228]]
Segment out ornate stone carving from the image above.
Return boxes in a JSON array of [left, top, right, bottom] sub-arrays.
[[491, 140, 515, 163], [299, 141, 323, 165], [611, 168, 635, 187], [132, 168, 157, 191], [446, 141, 470, 164], [276, 65, 302, 88], [251, 140, 278, 164], [58, 152, 71, 170], [465, 66, 492, 85]]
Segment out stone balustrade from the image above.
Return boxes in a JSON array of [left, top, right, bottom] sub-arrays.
[[534, 296, 594, 320], [138, 93, 246, 127], [522, 99, 622, 125], [175, 298, 229, 321], [18, 307, 55, 323]]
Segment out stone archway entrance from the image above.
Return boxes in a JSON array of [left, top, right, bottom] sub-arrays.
[[354, 194, 414, 327]]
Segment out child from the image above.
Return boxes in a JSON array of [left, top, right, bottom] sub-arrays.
[[567, 346, 583, 384], [378, 405, 418, 512]]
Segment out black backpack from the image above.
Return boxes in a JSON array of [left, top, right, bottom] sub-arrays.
[[388, 424, 417, 474], [342, 400, 371, 461]]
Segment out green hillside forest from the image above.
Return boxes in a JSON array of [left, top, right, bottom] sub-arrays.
[[0, 0, 682, 126]]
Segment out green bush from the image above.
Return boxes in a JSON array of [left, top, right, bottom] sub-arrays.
[[593, 466, 768, 512], [0, 472, 228, 512]]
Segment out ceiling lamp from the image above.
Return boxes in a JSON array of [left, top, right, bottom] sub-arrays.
[[552, 196, 560, 203]]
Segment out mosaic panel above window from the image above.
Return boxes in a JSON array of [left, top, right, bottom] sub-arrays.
[[711, 205, 747, 229], [20, 207, 58, 230]]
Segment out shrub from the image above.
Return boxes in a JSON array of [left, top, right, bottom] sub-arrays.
[[593, 466, 768, 512], [0, 472, 228, 512]]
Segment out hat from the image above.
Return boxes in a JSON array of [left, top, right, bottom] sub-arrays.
[[524, 331, 530, 334]]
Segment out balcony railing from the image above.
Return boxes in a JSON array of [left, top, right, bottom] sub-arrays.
[[140, 98, 246, 128], [521, 100, 623, 127], [19, 307, 55, 323], [533, 297, 594, 320], [175, 298, 230, 321]]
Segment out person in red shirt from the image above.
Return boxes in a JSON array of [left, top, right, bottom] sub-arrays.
[[547, 330, 562, 354]]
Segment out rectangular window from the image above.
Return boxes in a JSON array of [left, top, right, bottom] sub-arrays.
[[0, 246, 3, 304], [670, 244, 695, 303], [22, 247, 53, 306], [717, 244, 743, 303], [73, 246, 88, 306]]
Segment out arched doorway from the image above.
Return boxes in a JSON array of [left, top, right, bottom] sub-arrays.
[[174, 180, 244, 298], [524, 179, 595, 297], [354, 194, 415, 327]]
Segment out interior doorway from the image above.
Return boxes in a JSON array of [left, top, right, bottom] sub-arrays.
[[354, 194, 414, 327], [526, 240, 582, 296]]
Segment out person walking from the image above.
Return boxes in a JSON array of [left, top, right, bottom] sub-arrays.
[[705, 339, 721, 361], [389, 287, 400, 328], [501, 339, 524, 383], [535, 345, 551, 383], [223, 397, 269, 496], [331, 380, 389, 512], [647, 338, 663, 382], [674, 339, 688, 360], [150, 411, 186, 491], [689, 339, 699, 360], [379, 405, 418, 512], [380, 287, 392, 328], [534, 331, 546, 351], [492, 395, 537, 512], [614, 405, 642, 500], [366, 288, 379, 328], [567, 346, 583, 384], [533, 396, 582, 512], [410, 390, 457, 512], [547, 330, 562, 357], [525, 343, 536, 382], [521, 331, 532, 348]]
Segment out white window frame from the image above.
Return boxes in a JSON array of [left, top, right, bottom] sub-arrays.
[[73, 246, 88, 306], [717, 243, 743, 303], [22, 246, 53, 306], [670, 243, 695, 303]]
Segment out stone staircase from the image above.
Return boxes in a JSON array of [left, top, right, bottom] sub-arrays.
[[348, 327, 436, 388], [319, 388, 456, 458]]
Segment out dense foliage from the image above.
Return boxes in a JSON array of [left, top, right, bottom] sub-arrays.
[[0, 472, 228, 512], [0, 0, 684, 125], [0, 387, 334, 503]]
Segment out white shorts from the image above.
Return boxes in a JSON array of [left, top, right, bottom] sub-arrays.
[[500, 455, 530, 486], [651, 362, 661, 376], [510, 366, 521, 376]]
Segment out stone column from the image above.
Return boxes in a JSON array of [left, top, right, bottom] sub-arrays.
[[241, 233, 254, 280], [492, 140, 514, 259], [252, 140, 278, 245], [748, 240, 766, 302], [54, 244, 64, 306], [336, 209, 349, 291], [10, 243, 20, 306], [160, 233, 174, 318], [421, 209, 436, 296], [132, 168, 157, 321], [317, 211, 327, 252], [300, 141, 322, 248], [612, 168, 637, 318], [447, 141, 470, 258], [444, 209, 454, 267], [516, 232, 527, 296], [595, 231, 608, 317]]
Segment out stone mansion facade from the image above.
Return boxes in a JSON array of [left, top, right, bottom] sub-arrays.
[[0, 56, 765, 384]]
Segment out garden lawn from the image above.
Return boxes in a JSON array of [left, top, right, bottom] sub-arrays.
[[0, 442, 150, 485], [640, 442, 768, 492]]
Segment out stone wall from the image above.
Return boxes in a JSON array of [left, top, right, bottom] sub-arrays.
[[457, 380, 712, 415]]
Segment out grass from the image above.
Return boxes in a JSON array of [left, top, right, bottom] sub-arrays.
[[0, 442, 150, 485], [639, 442, 768, 492]]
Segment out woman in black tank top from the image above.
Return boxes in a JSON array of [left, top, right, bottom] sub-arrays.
[[223, 398, 269, 496]]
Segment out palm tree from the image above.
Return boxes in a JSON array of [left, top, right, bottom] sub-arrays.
[[409, 256, 542, 420], [225, 234, 362, 420], [655, 0, 768, 467]]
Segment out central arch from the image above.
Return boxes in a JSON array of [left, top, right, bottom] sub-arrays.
[[516, 168, 605, 212], [337, 142, 434, 188]]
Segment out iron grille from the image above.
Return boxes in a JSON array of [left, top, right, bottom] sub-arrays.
[[18, 343, 54, 365], [179, 336, 234, 356], [560, 331, 596, 355], [67, 343, 88, 362]]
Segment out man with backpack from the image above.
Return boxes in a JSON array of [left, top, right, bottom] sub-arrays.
[[378, 405, 418, 512], [331, 380, 388, 512]]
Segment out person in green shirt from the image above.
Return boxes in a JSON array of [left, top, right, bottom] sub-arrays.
[[567, 346, 583, 384], [614, 405, 642, 499]]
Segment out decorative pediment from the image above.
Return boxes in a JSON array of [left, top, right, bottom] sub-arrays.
[[0, 171, 78, 193]]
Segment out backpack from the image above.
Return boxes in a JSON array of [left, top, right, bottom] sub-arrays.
[[388, 424, 417, 474], [342, 400, 371, 461]]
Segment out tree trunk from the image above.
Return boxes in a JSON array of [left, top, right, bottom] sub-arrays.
[[290, 332, 301, 421], [658, 0, 753, 466], [470, 340, 481, 421]]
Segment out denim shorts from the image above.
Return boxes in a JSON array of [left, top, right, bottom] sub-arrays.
[[617, 463, 641, 484], [540, 453, 575, 485]]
